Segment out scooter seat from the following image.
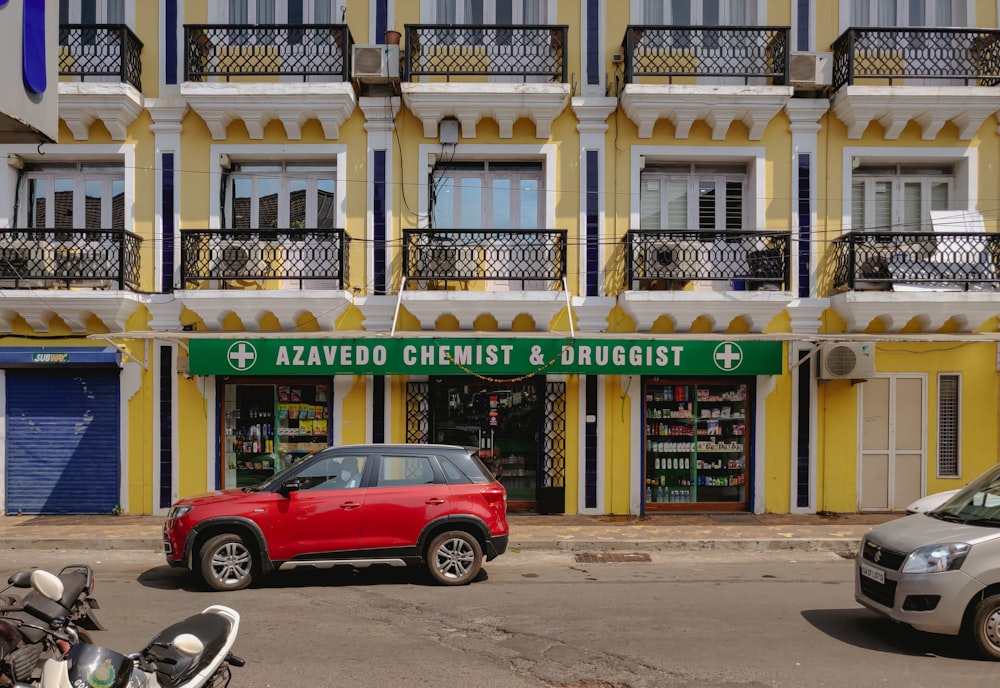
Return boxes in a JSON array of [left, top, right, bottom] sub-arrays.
[[144, 612, 230, 688]]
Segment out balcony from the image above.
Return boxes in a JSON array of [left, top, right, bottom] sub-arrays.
[[619, 230, 795, 333], [399, 229, 568, 330], [401, 24, 571, 139], [828, 230, 1000, 332], [0, 228, 142, 332], [619, 25, 792, 139], [177, 228, 351, 331], [58, 24, 144, 140], [830, 27, 1000, 140], [181, 24, 356, 140]]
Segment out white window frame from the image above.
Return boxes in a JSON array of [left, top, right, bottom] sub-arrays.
[[630, 0, 764, 24], [422, 0, 556, 23], [851, 165, 954, 233], [220, 0, 336, 23], [224, 162, 338, 230], [631, 146, 766, 234], [209, 145, 348, 231], [431, 162, 544, 230], [22, 165, 126, 231], [840, 0, 973, 30], [640, 165, 748, 231], [60, 0, 130, 24], [842, 147, 974, 233]]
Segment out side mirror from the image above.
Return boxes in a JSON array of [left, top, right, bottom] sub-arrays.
[[7, 572, 32, 588], [280, 477, 301, 493], [30, 570, 64, 602]]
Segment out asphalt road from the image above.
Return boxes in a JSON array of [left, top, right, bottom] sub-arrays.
[[3, 549, 999, 688]]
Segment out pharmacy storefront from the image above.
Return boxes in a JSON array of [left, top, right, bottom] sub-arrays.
[[188, 337, 782, 513]]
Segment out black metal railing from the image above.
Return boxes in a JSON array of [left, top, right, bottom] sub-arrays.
[[59, 24, 144, 90], [0, 229, 141, 290], [831, 27, 1000, 92], [184, 24, 352, 82], [402, 229, 567, 289], [622, 25, 789, 84], [180, 229, 347, 289], [830, 231, 1000, 292], [403, 24, 568, 82], [624, 230, 791, 290]]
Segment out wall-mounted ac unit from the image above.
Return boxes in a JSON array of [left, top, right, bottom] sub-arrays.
[[789, 51, 833, 90], [215, 247, 253, 279], [352, 44, 401, 83], [819, 342, 875, 381], [642, 240, 700, 280]]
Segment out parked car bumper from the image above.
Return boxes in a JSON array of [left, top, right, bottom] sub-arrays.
[[855, 559, 981, 635], [486, 534, 508, 560]]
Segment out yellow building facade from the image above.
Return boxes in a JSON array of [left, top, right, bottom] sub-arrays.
[[1, 0, 999, 518]]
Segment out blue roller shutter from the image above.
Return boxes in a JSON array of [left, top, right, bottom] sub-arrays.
[[6, 370, 120, 514]]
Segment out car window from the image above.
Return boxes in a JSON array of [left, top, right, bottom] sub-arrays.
[[377, 454, 436, 487], [438, 456, 471, 484], [295, 454, 367, 491]]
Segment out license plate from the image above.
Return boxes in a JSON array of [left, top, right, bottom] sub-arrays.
[[860, 563, 885, 584]]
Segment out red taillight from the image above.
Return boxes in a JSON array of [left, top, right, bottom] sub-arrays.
[[481, 485, 506, 505]]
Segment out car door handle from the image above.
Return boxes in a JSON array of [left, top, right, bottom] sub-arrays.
[[340, 501, 362, 510], [425, 498, 446, 505]]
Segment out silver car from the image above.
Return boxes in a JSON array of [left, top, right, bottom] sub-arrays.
[[856, 463, 1000, 659]]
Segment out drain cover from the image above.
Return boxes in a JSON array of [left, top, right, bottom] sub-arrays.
[[573, 552, 652, 563]]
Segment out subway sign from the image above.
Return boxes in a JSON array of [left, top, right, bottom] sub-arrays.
[[188, 338, 782, 376]]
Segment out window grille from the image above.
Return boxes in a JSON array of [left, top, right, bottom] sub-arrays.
[[937, 374, 960, 477]]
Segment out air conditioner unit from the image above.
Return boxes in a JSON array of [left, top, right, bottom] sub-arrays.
[[789, 51, 833, 90], [642, 240, 700, 280], [215, 247, 253, 279], [351, 44, 401, 83], [818, 342, 875, 381]]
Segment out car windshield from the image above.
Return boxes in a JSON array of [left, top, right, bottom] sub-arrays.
[[931, 465, 1000, 524]]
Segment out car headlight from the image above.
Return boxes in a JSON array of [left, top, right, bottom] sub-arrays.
[[901, 542, 970, 574], [167, 505, 193, 520]]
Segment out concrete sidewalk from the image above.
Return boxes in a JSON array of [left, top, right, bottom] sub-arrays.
[[0, 512, 900, 553]]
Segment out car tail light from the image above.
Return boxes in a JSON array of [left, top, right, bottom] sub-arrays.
[[481, 485, 506, 506]]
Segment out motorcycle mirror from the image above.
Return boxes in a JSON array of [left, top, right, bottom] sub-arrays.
[[172, 633, 204, 657], [29, 570, 64, 602], [7, 571, 31, 588]]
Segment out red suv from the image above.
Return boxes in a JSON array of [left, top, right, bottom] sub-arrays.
[[163, 444, 508, 591]]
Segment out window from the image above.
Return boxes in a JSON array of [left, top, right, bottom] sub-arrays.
[[224, 162, 336, 230], [851, 164, 952, 232], [432, 162, 543, 230], [850, 0, 965, 27], [59, 0, 125, 23], [640, 164, 746, 231], [433, 0, 547, 24], [641, 0, 757, 25], [296, 454, 366, 491], [225, 0, 334, 23], [24, 164, 125, 236], [937, 374, 960, 477], [378, 454, 436, 486]]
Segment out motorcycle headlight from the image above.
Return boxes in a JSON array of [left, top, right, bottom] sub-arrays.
[[901, 542, 971, 574], [167, 505, 193, 520]]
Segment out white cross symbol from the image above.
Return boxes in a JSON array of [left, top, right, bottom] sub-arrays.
[[227, 341, 257, 371], [713, 342, 743, 371]]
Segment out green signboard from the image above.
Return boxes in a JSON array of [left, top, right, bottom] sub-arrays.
[[188, 338, 783, 377]]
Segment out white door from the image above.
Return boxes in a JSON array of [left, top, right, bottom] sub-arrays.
[[859, 375, 925, 511]]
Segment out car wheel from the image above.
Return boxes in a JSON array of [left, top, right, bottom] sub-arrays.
[[970, 593, 1000, 659], [427, 531, 482, 586], [199, 533, 254, 591]]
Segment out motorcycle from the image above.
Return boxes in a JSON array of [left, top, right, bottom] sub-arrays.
[[0, 565, 103, 632], [1, 570, 88, 685], [37, 605, 243, 688]]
